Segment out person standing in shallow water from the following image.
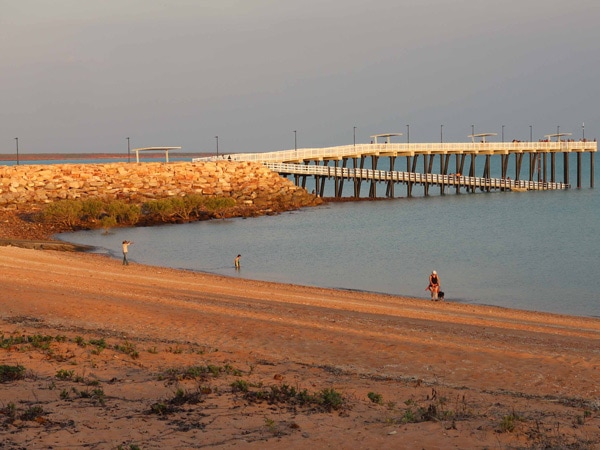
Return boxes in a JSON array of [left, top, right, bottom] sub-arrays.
[[122, 240, 133, 265], [427, 270, 440, 301], [234, 254, 241, 269]]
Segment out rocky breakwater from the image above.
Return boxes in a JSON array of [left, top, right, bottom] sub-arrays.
[[0, 161, 321, 211]]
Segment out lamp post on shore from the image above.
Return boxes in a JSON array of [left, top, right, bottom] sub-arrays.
[[14, 137, 19, 165], [293, 130, 297, 152], [440, 125, 443, 143], [215, 136, 219, 157], [126, 137, 130, 163]]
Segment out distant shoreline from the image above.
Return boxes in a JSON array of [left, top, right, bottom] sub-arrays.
[[0, 152, 212, 162]]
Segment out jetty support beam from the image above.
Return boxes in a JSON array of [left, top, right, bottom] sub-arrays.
[[423, 154, 430, 196], [386, 156, 396, 198], [369, 156, 378, 198], [577, 152, 582, 189], [591, 152, 595, 188]]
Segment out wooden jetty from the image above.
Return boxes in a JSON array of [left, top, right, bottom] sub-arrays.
[[194, 138, 596, 199]]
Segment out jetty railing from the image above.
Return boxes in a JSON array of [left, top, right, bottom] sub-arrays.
[[263, 162, 569, 191], [194, 141, 597, 164]]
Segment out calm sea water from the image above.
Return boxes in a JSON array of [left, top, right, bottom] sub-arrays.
[[1, 157, 192, 165], [57, 161, 600, 318]]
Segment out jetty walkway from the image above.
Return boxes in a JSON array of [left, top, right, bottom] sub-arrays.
[[194, 139, 596, 198]]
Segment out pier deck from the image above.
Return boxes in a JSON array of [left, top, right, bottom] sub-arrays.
[[194, 140, 596, 198]]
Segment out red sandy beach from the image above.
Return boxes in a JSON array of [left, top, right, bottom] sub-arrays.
[[0, 206, 599, 448]]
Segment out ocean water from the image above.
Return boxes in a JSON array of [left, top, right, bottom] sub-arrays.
[[1, 157, 192, 165], [57, 172, 600, 318]]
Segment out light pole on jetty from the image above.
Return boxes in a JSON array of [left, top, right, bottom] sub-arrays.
[[14, 137, 19, 165], [502, 125, 505, 143], [293, 130, 297, 152], [557, 125, 560, 141], [583, 123, 585, 140], [215, 136, 219, 157], [406, 124, 410, 143], [353, 126, 356, 148], [530, 125, 533, 142], [440, 125, 443, 143], [126, 137, 130, 163]]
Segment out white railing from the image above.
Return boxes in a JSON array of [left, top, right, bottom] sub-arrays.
[[263, 162, 569, 191], [193, 141, 597, 163]]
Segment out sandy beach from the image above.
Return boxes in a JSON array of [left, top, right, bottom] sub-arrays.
[[1, 242, 599, 449]]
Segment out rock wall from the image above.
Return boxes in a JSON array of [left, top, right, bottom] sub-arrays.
[[0, 161, 319, 209]]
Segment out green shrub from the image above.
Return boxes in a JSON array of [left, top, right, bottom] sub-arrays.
[[28, 334, 53, 350], [231, 379, 249, 393], [318, 388, 343, 411], [402, 409, 418, 423], [203, 196, 235, 211], [150, 402, 170, 415], [142, 198, 177, 221], [40, 199, 83, 227], [114, 341, 139, 359], [80, 198, 106, 220], [105, 200, 140, 225], [100, 215, 117, 230], [499, 414, 517, 433], [55, 369, 75, 380], [368, 392, 383, 404], [161, 364, 235, 381], [168, 194, 207, 220], [0, 334, 26, 348], [202, 196, 236, 218], [2, 403, 16, 421], [89, 338, 106, 349], [20, 405, 44, 421], [142, 194, 235, 222], [0, 365, 26, 382]]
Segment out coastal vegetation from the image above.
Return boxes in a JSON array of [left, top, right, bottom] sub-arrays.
[[37, 195, 237, 231], [1, 328, 597, 448]]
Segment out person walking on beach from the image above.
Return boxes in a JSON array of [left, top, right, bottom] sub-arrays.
[[234, 254, 241, 269], [427, 270, 440, 301], [122, 240, 133, 265]]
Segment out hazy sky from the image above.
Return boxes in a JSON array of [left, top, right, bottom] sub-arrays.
[[2, 0, 599, 154]]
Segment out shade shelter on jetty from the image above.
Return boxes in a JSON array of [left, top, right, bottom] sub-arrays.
[[195, 135, 596, 199]]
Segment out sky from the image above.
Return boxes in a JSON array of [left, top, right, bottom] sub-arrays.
[[1, 0, 599, 155]]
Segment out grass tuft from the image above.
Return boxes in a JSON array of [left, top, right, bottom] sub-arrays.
[[0, 365, 26, 383]]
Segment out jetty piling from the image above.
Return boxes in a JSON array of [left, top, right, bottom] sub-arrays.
[[194, 138, 596, 199]]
